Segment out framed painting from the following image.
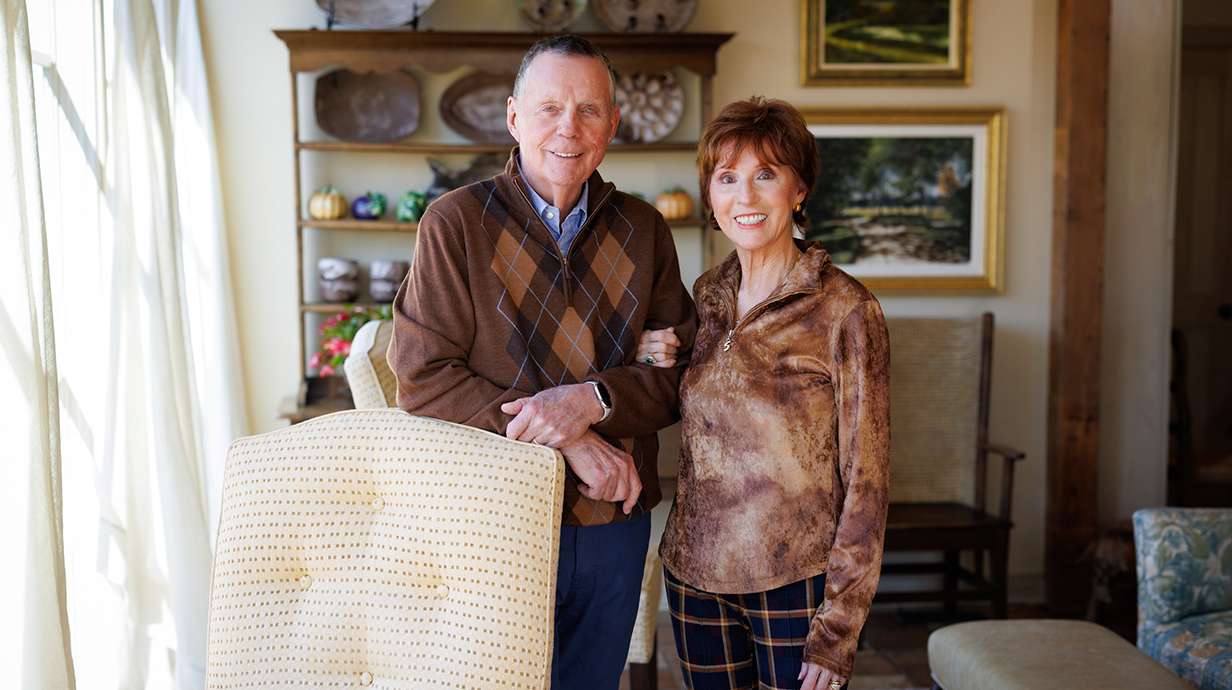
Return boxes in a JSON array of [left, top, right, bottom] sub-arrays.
[[802, 0, 971, 86], [798, 107, 1006, 293]]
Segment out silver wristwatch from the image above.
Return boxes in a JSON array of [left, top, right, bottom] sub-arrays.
[[587, 381, 612, 422]]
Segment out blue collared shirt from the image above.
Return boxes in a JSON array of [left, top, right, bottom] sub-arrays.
[[517, 155, 589, 256]]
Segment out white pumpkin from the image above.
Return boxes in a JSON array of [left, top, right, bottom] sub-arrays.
[[309, 186, 347, 220]]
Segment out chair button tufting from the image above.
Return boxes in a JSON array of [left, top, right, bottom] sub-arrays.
[[436, 584, 450, 599], [372, 496, 385, 511], [299, 574, 313, 589], [359, 671, 373, 686]]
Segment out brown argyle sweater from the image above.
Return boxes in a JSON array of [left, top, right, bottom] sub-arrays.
[[389, 150, 697, 526]]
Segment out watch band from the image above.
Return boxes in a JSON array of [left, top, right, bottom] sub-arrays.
[[588, 381, 612, 422]]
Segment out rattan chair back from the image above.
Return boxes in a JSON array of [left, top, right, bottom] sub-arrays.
[[886, 315, 986, 507]]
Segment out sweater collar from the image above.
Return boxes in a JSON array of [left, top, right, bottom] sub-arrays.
[[711, 239, 834, 301]]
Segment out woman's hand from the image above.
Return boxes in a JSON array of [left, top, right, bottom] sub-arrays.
[[799, 662, 847, 690], [636, 327, 681, 368]]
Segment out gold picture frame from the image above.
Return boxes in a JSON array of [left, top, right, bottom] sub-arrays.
[[796, 107, 1006, 294], [802, 0, 972, 87]]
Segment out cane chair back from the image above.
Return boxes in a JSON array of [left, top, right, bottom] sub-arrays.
[[887, 316, 986, 508]]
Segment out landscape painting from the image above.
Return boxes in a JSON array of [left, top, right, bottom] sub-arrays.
[[802, 0, 970, 85], [799, 108, 1006, 292]]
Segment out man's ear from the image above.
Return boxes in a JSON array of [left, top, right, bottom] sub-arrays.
[[507, 97, 521, 142], [607, 105, 621, 143]]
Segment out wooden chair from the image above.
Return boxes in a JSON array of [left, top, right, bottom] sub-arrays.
[[877, 313, 1026, 619]]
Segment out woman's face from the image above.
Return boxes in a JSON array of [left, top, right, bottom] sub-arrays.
[[708, 144, 807, 256]]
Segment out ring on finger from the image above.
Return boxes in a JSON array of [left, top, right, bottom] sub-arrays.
[[644, 355, 655, 364]]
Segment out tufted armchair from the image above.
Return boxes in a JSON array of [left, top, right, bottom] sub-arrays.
[[1134, 507, 1232, 690], [206, 409, 565, 689]]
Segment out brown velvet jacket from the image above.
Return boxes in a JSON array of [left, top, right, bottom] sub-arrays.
[[659, 240, 890, 677]]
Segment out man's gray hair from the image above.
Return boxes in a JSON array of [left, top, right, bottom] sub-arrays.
[[512, 34, 617, 107]]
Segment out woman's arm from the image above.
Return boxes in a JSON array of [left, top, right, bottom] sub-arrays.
[[802, 298, 892, 679]]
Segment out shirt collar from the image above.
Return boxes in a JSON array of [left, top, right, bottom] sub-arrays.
[[516, 154, 589, 231]]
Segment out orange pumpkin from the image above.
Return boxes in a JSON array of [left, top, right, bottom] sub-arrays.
[[655, 187, 693, 220]]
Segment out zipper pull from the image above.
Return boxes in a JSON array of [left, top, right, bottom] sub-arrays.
[[723, 330, 734, 351]]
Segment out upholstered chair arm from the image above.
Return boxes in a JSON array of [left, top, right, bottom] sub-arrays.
[[980, 442, 1026, 522], [1134, 508, 1232, 636]]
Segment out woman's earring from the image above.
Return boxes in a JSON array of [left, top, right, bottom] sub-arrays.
[[793, 203, 802, 213]]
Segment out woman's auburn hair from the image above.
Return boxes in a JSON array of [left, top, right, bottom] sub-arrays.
[[696, 96, 819, 229]]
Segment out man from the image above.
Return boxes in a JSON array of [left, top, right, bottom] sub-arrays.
[[388, 35, 696, 689]]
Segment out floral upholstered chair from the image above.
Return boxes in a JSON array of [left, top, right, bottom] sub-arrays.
[[1134, 507, 1232, 690]]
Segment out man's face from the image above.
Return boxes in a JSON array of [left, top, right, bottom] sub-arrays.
[[507, 53, 620, 204]]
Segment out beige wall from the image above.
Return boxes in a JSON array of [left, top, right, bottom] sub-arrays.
[[202, 0, 1176, 593], [1101, 0, 1180, 525]]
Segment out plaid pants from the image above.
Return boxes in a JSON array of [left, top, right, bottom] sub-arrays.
[[665, 567, 845, 690]]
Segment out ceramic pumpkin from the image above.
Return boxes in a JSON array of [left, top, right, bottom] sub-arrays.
[[308, 186, 347, 220], [352, 191, 387, 220], [655, 187, 693, 220], [396, 190, 427, 222]]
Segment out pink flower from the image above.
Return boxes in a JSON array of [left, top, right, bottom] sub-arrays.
[[323, 337, 351, 356], [319, 364, 335, 377], [309, 351, 323, 369]]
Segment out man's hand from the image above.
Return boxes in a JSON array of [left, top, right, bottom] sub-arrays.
[[560, 429, 642, 515], [501, 383, 603, 448]]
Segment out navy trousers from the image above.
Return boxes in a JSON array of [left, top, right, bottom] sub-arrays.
[[551, 512, 652, 690]]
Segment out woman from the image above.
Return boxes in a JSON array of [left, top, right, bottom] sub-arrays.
[[638, 97, 890, 690]]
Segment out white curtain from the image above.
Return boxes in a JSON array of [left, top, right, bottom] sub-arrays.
[[0, 0, 76, 688], [14, 0, 248, 687]]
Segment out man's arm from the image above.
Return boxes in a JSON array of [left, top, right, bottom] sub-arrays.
[[387, 204, 520, 434], [389, 201, 642, 511], [586, 212, 697, 438], [500, 211, 697, 443]]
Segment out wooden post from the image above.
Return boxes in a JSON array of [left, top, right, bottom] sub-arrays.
[[1047, 0, 1111, 613]]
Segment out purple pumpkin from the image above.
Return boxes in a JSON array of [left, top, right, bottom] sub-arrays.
[[351, 191, 387, 220]]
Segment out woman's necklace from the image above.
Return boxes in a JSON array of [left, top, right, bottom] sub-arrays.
[[724, 250, 803, 352]]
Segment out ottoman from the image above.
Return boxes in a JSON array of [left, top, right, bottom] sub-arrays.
[[928, 620, 1191, 690]]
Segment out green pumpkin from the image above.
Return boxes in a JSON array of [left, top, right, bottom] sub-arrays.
[[396, 190, 427, 222]]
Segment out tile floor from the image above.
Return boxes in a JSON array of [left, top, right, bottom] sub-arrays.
[[620, 604, 1133, 690]]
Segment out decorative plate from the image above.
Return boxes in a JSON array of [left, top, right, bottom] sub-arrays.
[[614, 70, 684, 143], [314, 0, 437, 29], [592, 0, 697, 33], [315, 69, 421, 143], [439, 72, 517, 144], [514, 0, 587, 32]]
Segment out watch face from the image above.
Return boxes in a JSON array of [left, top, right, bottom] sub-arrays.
[[592, 381, 612, 407]]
